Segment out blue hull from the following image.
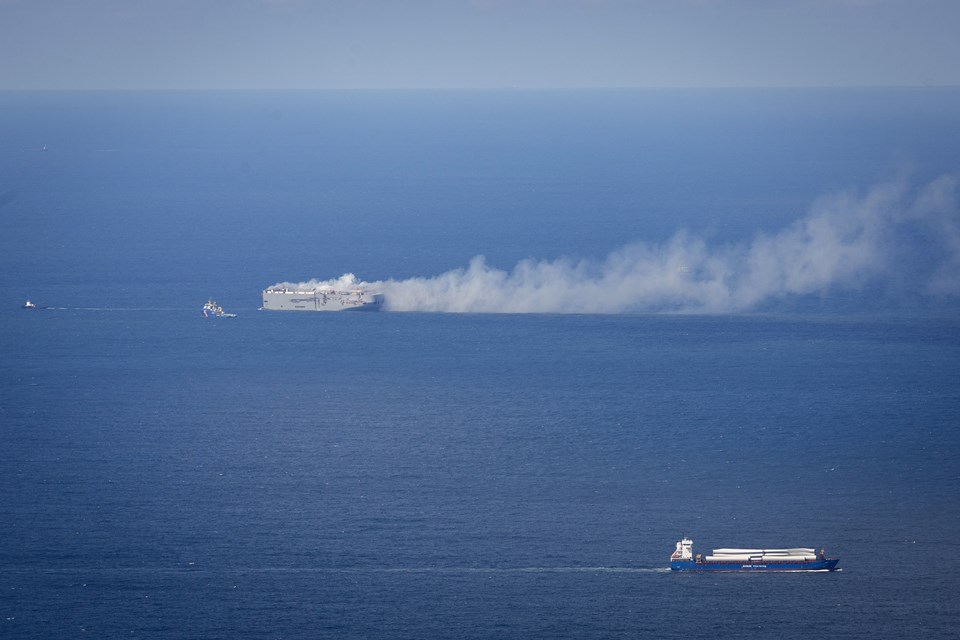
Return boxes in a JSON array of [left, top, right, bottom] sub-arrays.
[[671, 558, 839, 572]]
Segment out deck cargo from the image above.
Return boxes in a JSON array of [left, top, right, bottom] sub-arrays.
[[671, 537, 839, 572]]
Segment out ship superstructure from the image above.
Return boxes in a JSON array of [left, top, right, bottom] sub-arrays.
[[670, 537, 839, 571]]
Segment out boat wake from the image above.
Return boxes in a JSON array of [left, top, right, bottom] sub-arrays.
[[368, 566, 671, 574], [7, 565, 671, 575], [21, 307, 194, 312], [186, 566, 672, 575]]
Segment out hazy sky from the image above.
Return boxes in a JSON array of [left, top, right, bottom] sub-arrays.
[[1, 0, 958, 90]]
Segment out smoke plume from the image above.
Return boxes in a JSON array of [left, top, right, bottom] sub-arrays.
[[277, 175, 959, 313]]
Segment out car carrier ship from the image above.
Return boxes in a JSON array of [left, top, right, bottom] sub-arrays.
[[670, 537, 839, 571], [261, 285, 383, 312]]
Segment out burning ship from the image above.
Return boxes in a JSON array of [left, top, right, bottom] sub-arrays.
[[670, 537, 839, 572], [261, 278, 383, 312]]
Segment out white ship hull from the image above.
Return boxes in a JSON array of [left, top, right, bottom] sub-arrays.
[[261, 288, 383, 312]]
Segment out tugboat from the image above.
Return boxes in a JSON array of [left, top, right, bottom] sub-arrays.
[[670, 537, 839, 571], [202, 299, 236, 318]]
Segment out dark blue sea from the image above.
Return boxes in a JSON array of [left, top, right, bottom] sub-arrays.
[[1, 89, 959, 638]]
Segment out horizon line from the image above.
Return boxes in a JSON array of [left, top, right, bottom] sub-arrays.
[[2, 84, 959, 93]]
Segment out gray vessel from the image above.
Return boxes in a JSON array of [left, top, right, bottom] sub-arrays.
[[261, 286, 384, 311]]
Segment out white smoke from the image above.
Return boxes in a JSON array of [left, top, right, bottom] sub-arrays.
[[275, 273, 366, 292], [277, 175, 960, 313]]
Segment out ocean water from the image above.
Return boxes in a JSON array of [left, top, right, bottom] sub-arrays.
[[1, 89, 959, 638]]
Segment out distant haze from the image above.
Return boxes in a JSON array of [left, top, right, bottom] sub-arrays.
[[272, 175, 960, 313], [1, 0, 959, 90]]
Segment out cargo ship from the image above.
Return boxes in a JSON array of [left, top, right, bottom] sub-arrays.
[[670, 537, 839, 571], [261, 285, 383, 312]]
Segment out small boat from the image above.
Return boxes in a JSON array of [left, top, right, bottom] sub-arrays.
[[202, 299, 236, 318], [670, 537, 839, 571], [22, 300, 37, 309]]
